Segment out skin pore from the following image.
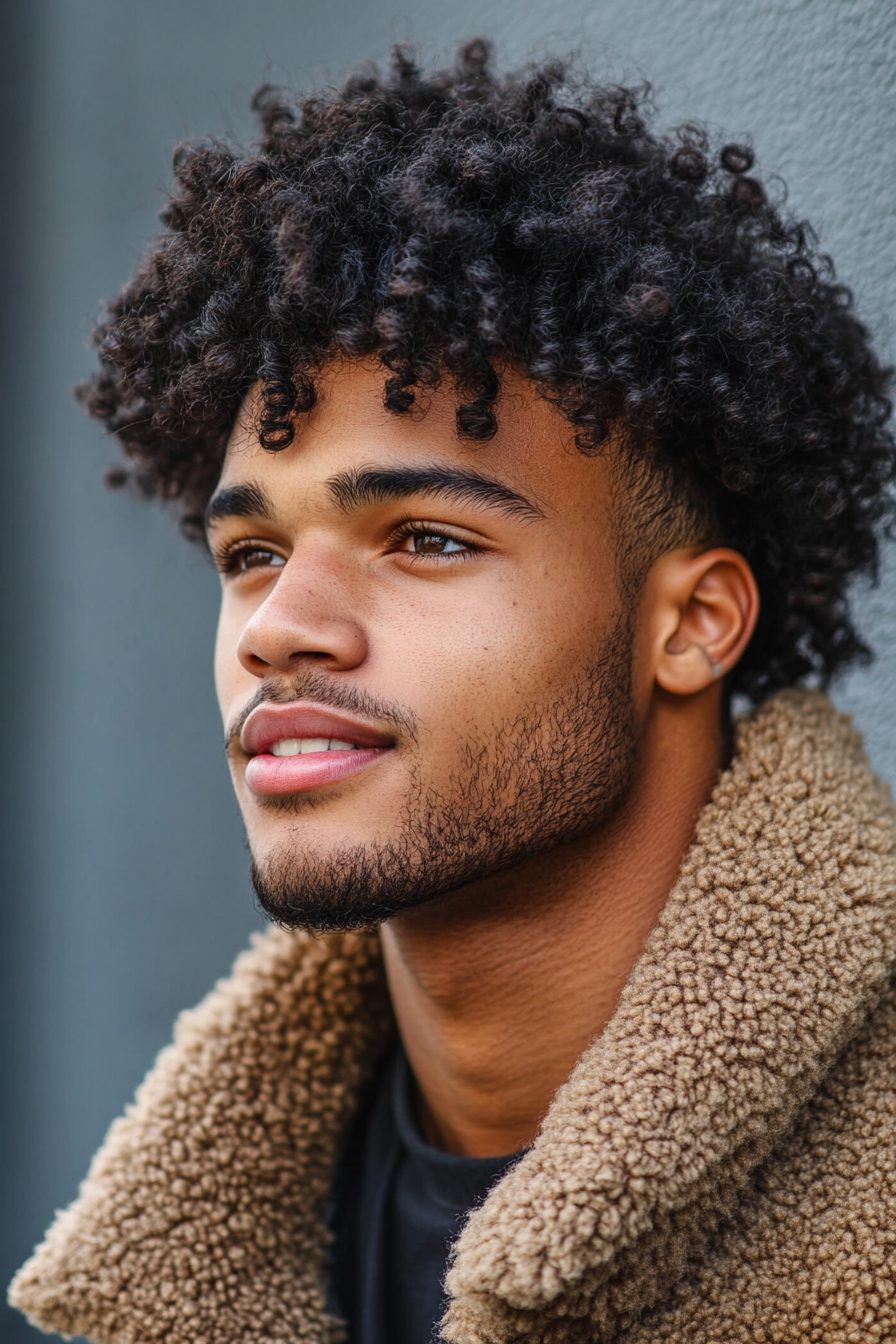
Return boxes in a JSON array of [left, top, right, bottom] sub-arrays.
[[212, 358, 759, 1158]]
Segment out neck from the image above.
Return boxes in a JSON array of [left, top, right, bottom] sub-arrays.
[[379, 687, 725, 1156]]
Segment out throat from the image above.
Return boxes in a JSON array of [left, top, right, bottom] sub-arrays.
[[379, 697, 724, 1158], [379, 841, 637, 1157]]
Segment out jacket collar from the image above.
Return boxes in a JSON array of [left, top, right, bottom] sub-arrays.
[[11, 691, 896, 1344]]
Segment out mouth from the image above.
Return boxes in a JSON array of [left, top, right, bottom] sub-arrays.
[[239, 700, 395, 796]]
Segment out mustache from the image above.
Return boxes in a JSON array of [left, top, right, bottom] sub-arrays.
[[224, 672, 418, 754]]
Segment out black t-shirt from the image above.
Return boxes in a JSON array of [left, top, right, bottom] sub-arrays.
[[328, 1047, 523, 1344]]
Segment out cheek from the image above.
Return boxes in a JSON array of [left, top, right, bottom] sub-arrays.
[[373, 565, 616, 739]]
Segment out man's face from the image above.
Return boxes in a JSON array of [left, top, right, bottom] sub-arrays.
[[212, 360, 644, 930]]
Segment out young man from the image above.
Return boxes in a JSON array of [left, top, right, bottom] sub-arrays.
[[11, 40, 896, 1344]]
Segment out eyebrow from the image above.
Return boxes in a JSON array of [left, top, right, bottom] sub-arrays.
[[205, 481, 274, 531], [326, 465, 544, 521]]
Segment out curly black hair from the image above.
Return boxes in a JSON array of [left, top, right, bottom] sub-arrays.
[[83, 38, 896, 703]]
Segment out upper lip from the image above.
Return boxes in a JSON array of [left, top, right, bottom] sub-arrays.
[[239, 701, 396, 757]]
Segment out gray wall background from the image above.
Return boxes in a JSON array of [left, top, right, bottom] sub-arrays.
[[2, 2, 894, 1338]]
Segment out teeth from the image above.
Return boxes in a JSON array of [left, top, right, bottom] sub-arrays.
[[270, 739, 300, 756], [270, 738, 359, 757]]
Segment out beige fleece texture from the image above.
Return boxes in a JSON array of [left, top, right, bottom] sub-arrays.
[[10, 691, 896, 1343]]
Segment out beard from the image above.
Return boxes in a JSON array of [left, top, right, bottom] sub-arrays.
[[250, 615, 639, 933]]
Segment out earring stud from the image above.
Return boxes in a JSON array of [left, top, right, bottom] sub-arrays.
[[702, 649, 723, 678]]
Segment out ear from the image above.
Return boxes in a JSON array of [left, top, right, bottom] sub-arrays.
[[647, 548, 760, 696]]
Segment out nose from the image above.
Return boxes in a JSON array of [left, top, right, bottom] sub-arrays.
[[236, 553, 368, 678]]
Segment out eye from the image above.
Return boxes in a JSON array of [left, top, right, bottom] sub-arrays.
[[216, 543, 286, 575], [409, 532, 467, 556], [389, 521, 479, 561]]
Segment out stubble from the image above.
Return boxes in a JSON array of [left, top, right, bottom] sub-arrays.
[[249, 614, 639, 932]]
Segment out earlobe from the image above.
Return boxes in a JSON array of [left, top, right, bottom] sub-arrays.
[[653, 548, 760, 697]]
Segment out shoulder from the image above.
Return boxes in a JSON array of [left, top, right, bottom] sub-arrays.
[[625, 980, 896, 1343]]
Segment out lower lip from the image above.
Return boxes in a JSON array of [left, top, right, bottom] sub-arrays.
[[244, 747, 390, 796]]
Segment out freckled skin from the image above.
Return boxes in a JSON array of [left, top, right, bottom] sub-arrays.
[[213, 358, 759, 1156]]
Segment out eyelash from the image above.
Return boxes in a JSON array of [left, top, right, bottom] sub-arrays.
[[212, 541, 285, 575], [389, 521, 480, 562]]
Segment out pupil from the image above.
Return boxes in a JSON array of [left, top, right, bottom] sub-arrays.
[[417, 535, 446, 553]]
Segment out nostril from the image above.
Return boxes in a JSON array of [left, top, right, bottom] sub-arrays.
[[238, 615, 368, 675]]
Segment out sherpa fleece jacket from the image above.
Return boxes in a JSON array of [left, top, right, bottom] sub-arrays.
[[10, 690, 896, 1343]]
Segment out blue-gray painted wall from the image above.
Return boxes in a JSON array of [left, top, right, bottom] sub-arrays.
[[2, 3, 893, 1337]]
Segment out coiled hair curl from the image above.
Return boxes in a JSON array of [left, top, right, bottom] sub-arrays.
[[83, 39, 896, 703]]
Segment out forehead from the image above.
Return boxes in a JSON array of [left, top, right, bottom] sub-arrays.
[[219, 358, 611, 508]]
